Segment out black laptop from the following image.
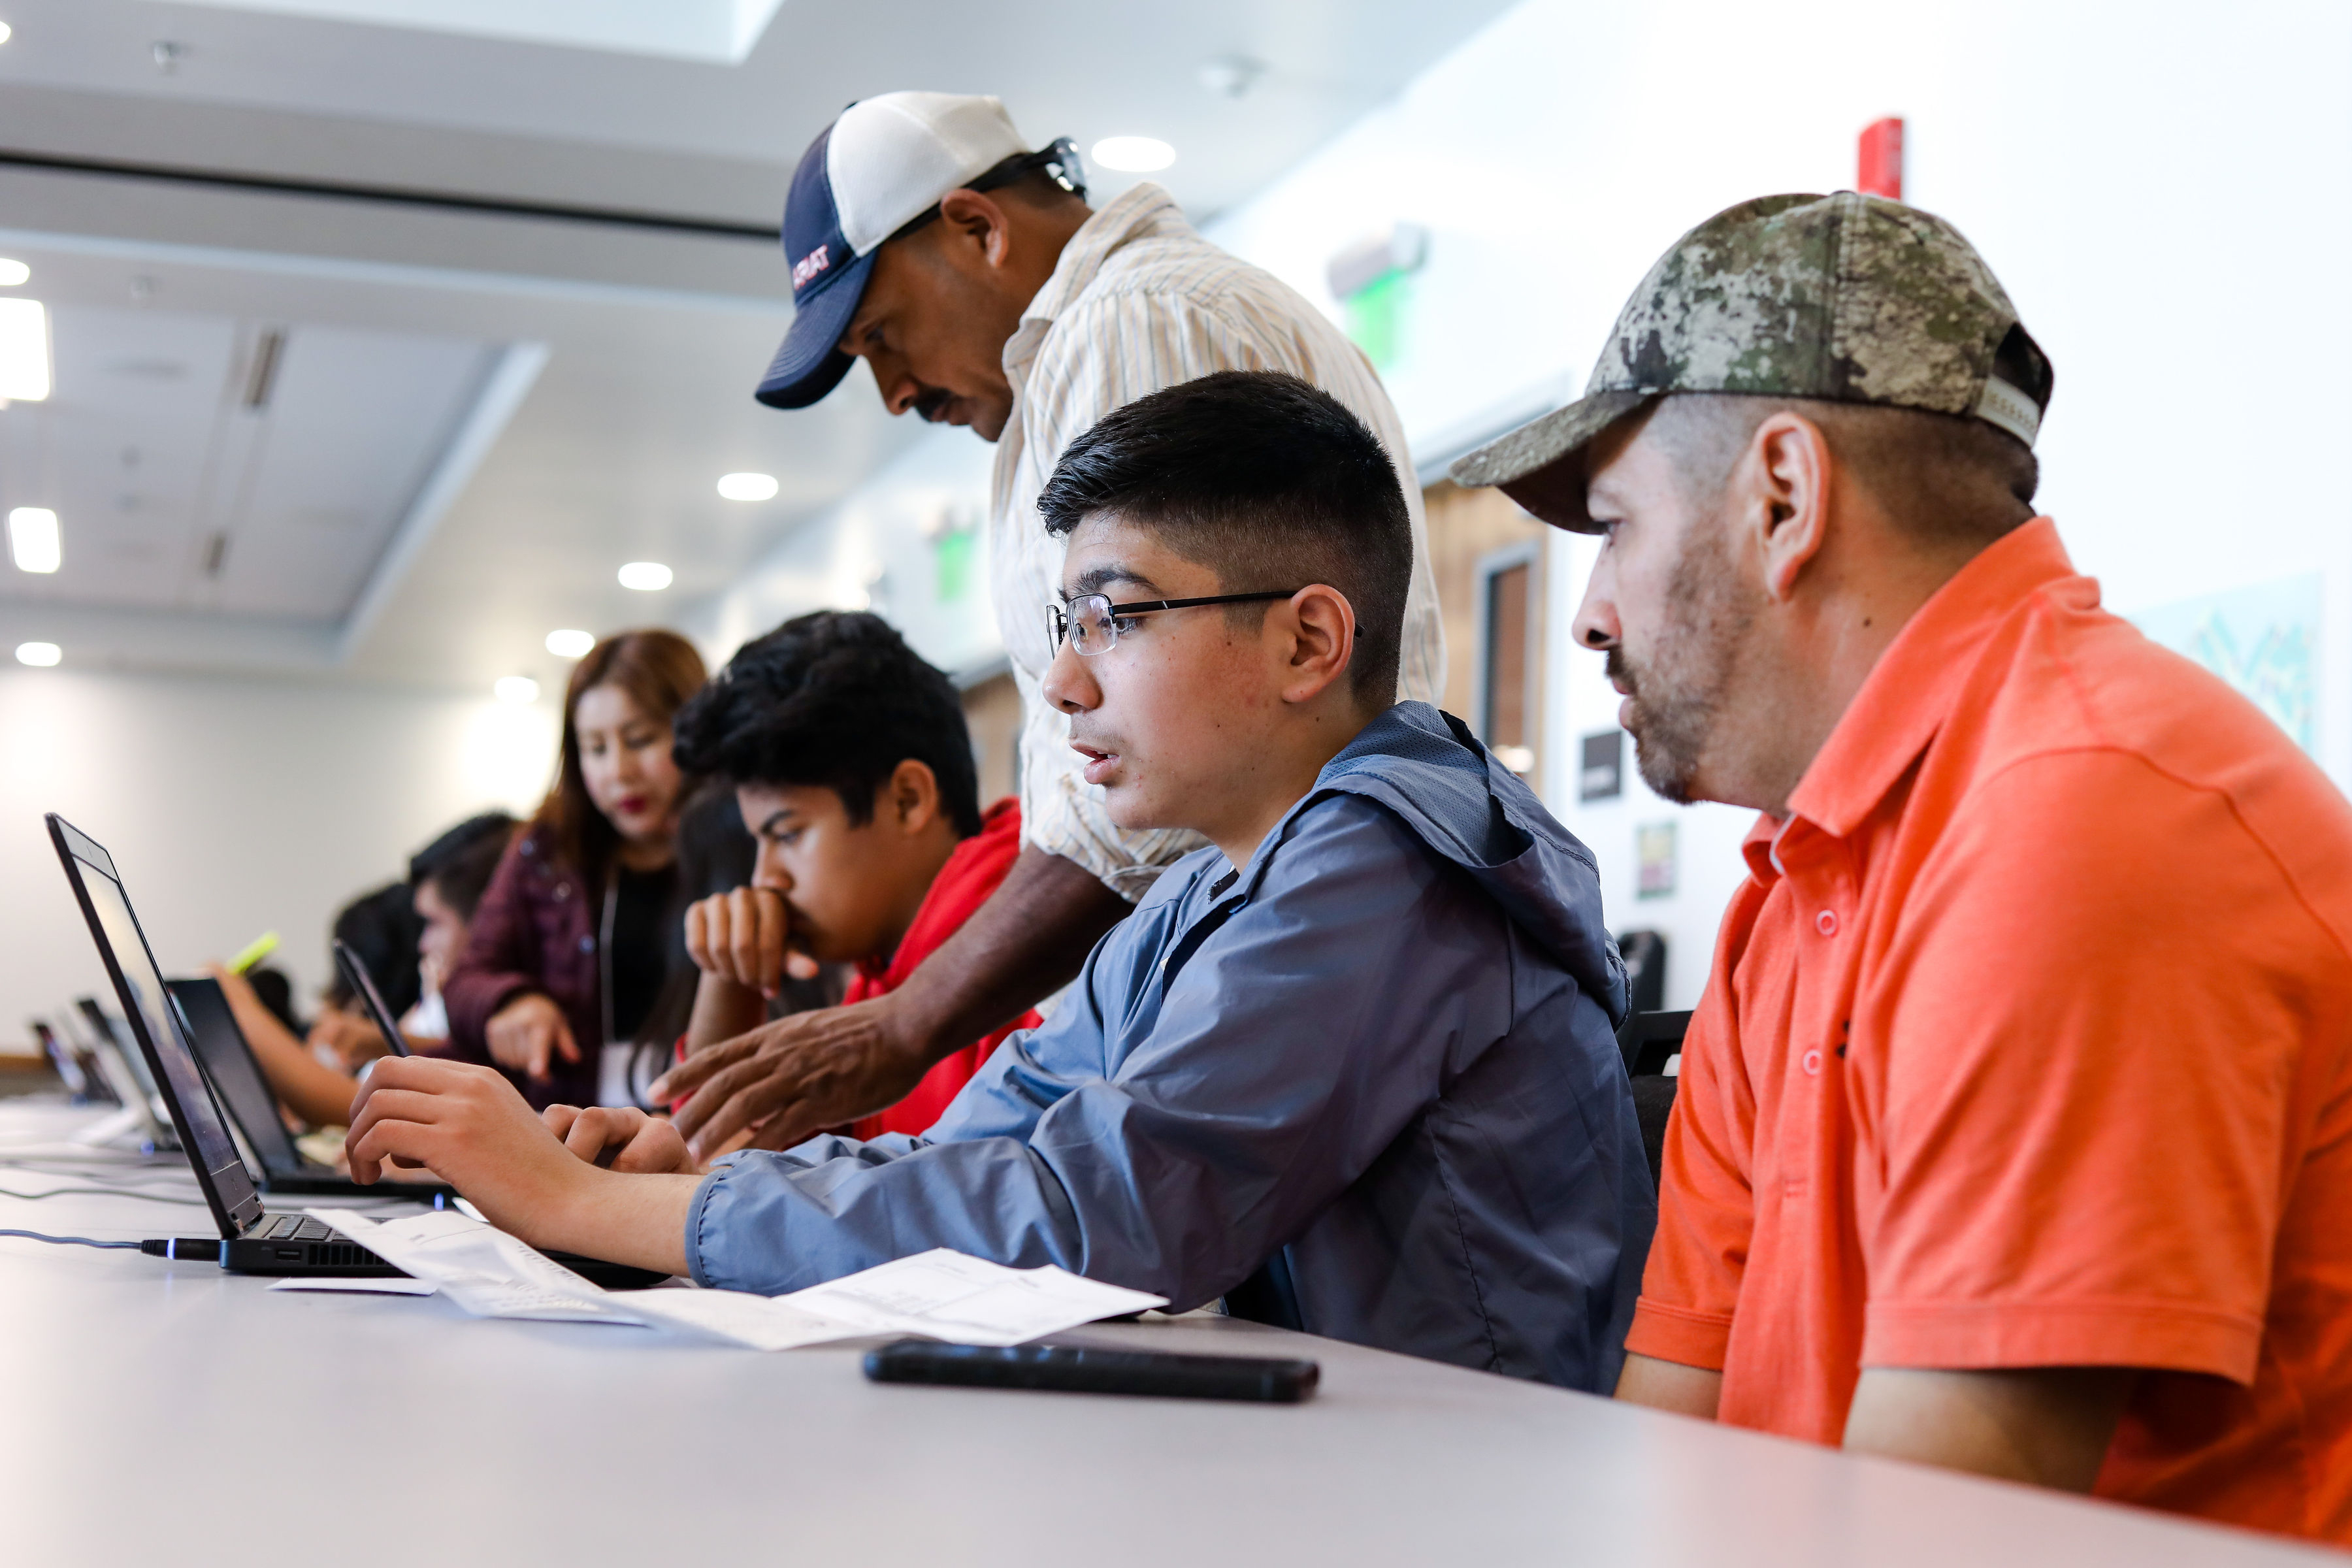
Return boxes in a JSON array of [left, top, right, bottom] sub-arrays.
[[165, 975, 452, 1202], [50, 813, 404, 1275], [74, 994, 178, 1147], [51, 813, 668, 1288]]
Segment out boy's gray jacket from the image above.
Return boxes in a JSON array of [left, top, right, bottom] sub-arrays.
[[687, 702, 1655, 1390]]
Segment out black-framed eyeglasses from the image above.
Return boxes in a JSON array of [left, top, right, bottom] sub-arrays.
[[1046, 591, 1301, 657], [887, 138, 1088, 246]]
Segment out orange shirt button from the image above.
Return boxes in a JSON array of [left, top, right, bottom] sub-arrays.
[[1802, 1048, 1823, 1075], [1815, 909, 1838, 937]]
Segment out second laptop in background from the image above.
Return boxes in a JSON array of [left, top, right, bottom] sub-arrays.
[[167, 975, 448, 1201]]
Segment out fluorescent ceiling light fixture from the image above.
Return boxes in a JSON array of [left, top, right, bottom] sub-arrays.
[[716, 472, 779, 502], [1091, 137, 1176, 173], [0, 260, 23, 287], [545, 628, 595, 658], [0, 298, 49, 401], [171, 1, 785, 63], [15, 642, 59, 668], [494, 675, 539, 705], [618, 561, 673, 591], [8, 507, 59, 574]]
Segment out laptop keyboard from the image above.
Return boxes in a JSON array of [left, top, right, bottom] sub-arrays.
[[254, 1213, 338, 1241]]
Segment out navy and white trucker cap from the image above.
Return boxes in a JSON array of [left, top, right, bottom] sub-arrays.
[[753, 93, 1030, 410]]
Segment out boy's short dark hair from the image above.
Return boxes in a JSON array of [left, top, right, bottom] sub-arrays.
[[327, 883, 424, 1015], [672, 611, 983, 838], [1035, 370, 1413, 704]]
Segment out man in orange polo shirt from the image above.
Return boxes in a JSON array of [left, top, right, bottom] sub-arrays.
[[1452, 193, 2352, 1542]]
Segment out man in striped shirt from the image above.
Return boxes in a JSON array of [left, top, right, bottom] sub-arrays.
[[655, 91, 1446, 1157]]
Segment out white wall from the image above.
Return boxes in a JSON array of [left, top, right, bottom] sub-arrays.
[[1199, 0, 2352, 1006], [0, 666, 558, 1039]]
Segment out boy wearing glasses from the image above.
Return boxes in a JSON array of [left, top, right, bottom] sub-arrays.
[[346, 372, 1652, 1390]]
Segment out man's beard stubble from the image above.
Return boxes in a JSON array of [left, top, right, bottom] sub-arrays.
[[1607, 521, 1756, 806]]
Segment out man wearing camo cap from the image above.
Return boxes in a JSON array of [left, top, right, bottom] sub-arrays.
[[1454, 193, 2352, 1541]]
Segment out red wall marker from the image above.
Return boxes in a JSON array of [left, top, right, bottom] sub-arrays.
[[1857, 116, 1904, 200]]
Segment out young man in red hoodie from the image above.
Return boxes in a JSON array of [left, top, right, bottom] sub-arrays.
[[664, 612, 1034, 1142]]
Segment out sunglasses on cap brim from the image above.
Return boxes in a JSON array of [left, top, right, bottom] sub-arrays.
[[886, 138, 1088, 246]]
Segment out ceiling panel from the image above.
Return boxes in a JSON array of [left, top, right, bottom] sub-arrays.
[[1, 303, 496, 622], [219, 322, 493, 617], [11, 305, 234, 606]]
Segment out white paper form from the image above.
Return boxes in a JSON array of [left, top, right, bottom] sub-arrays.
[[305, 1212, 1167, 1350], [310, 1209, 636, 1324], [782, 1250, 1165, 1347], [618, 1288, 863, 1351]]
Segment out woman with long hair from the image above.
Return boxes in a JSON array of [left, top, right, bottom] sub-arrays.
[[442, 630, 707, 1110]]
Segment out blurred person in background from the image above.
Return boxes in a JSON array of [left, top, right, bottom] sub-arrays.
[[242, 966, 306, 1039], [443, 630, 706, 1110], [305, 881, 422, 1071], [209, 811, 517, 1130], [402, 811, 519, 1043]]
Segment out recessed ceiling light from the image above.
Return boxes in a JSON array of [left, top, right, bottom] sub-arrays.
[[494, 675, 540, 705], [0, 23, 14, 46], [15, 642, 59, 668], [618, 561, 672, 591], [717, 472, 778, 502], [0, 299, 49, 402], [545, 628, 595, 658], [8, 506, 59, 574], [1091, 137, 1176, 173], [0, 260, 27, 287]]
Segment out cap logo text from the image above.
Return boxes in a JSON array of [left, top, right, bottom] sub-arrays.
[[792, 243, 831, 289]]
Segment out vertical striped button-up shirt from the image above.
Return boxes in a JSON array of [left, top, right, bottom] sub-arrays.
[[992, 182, 1447, 900]]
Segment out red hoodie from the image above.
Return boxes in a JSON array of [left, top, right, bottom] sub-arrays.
[[846, 798, 1037, 1140]]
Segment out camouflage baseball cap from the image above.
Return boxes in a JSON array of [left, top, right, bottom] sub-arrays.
[[1450, 191, 2053, 531]]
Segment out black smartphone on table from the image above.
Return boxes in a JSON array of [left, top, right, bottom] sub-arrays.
[[864, 1341, 1319, 1403]]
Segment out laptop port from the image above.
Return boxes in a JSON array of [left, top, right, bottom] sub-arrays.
[[275, 1247, 301, 1260]]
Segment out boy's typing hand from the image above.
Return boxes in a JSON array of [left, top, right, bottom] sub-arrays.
[[541, 1104, 699, 1175], [345, 1058, 698, 1277], [685, 887, 821, 998]]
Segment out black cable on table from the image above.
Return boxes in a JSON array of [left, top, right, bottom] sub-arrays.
[[0, 1228, 141, 1250]]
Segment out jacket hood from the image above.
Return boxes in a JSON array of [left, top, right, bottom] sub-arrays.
[[1266, 702, 1628, 1024]]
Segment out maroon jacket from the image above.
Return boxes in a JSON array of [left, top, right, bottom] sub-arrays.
[[442, 826, 603, 1110]]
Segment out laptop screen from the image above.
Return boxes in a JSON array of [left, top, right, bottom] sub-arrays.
[[333, 939, 412, 1058], [50, 815, 261, 1237], [78, 996, 160, 1100], [167, 977, 306, 1177]]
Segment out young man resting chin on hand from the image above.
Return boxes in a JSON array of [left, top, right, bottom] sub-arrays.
[[348, 370, 1654, 1388], [668, 608, 1038, 1143]]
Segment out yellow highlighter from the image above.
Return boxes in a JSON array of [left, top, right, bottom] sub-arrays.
[[227, 931, 280, 973]]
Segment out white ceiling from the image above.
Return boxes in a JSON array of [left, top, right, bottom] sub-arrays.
[[0, 0, 1518, 693], [9, 305, 500, 619]]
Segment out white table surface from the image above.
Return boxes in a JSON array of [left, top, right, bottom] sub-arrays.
[[0, 1097, 2331, 1567]]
